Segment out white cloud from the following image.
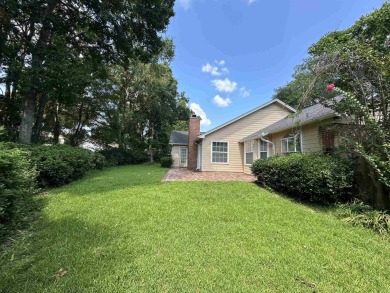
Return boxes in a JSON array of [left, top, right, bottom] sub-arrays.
[[178, 0, 192, 10], [213, 95, 232, 107], [239, 87, 250, 97], [248, 0, 256, 5], [202, 63, 221, 76], [201, 60, 229, 76], [190, 103, 211, 127], [211, 78, 238, 93]]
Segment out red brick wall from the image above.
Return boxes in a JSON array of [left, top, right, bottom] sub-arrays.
[[188, 116, 200, 170]]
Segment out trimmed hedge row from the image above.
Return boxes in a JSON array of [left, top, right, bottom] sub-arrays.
[[99, 148, 149, 167], [29, 145, 105, 187], [251, 153, 354, 204], [0, 144, 37, 239]]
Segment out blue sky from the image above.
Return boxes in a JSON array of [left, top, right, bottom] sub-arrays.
[[166, 0, 386, 131]]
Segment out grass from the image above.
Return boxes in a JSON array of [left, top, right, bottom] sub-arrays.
[[1, 164, 390, 292]]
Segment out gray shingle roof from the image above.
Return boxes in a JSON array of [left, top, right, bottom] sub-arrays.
[[241, 102, 338, 141], [169, 131, 188, 145]]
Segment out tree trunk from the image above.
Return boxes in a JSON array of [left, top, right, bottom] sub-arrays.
[[32, 93, 48, 144], [18, 0, 60, 144], [53, 103, 61, 144], [71, 102, 85, 146], [19, 91, 37, 144]]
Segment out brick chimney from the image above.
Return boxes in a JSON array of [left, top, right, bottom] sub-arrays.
[[188, 115, 201, 170]]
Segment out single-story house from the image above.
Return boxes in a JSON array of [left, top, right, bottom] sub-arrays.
[[169, 98, 341, 174]]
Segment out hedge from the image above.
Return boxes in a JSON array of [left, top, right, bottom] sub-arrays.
[[99, 148, 148, 167], [29, 145, 105, 187], [251, 153, 354, 204], [0, 144, 37, 239]]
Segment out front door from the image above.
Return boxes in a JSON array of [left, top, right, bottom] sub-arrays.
[[179, 147, 188, 168]]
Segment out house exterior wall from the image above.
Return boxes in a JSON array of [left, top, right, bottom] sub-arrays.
[[171, 145, 186, 167], [269, 120, 333, 155], [201, 103, 292, 173]]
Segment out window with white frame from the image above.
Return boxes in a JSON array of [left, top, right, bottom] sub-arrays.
[[259, 140, 268, 159], [245, 140, 254, 165], [281, 132, 302, 153], [211, 142, 229, 163]]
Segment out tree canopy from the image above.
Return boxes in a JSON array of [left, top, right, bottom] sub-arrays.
[[0, 0, 192, 159], [273, 2, 390, 188]]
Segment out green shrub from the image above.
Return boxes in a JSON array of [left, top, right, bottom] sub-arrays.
[[251, 153, 354, 204], [30, 145, 96, 187], [93, 152, 106, 170], [160, 156, 173, 168], [99, 148, 148, 167], [0, 144, 37, 239], [335, 200, 390, 236]]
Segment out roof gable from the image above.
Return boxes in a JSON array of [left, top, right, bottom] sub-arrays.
[[198, 99, 295, 139], [169, 131, 188, 145], [240, 100, 339, 142]]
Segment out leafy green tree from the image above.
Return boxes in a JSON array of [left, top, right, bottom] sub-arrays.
[[172, 92, 193, 131], [91, 57, 179, 160], [273, 58, 331, 108], [0, 0, 175, 144], [271, 3, 389, 203]]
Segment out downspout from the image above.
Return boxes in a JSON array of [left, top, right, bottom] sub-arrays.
[[260, 132, 275, 156], [195, 141, 201, 171]]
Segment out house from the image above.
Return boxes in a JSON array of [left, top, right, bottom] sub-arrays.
[[169, 99, 340, 174]]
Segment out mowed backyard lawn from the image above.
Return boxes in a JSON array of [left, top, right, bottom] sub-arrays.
[[1, 165, 390, 292]]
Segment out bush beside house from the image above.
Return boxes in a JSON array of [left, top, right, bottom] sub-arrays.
[[160, 156, 173, 168], [251, 153, 354, 204]]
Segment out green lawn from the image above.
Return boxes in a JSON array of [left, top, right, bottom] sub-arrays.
[[1, 165, 390, 292]]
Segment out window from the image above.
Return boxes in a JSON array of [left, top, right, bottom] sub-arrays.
[[281, 132, 302, 153], [259, 140, 268, 159], [245, 140, 254, 165], [211, 142, 229, 163]]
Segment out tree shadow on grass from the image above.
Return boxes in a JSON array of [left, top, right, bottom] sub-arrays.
[[0, 193, 49, 247], [253, 181, 340, 214], [0, 214, 138, 292]]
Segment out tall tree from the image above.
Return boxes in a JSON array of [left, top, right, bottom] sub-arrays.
[[172, 92, 193, 131], [0, 0, 175, 144]]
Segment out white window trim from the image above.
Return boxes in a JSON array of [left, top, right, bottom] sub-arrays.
[[245, 140, 255, 166], [281, 132, 302, 154], [258, 139, 269, 159], [300, 132, 304, 152], [211, 141, 229, 164], [179, 146, 188, 166]]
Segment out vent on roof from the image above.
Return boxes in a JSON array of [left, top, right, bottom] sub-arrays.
[[191, 114, 197, 118]]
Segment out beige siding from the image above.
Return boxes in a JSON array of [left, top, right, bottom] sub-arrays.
[[302, 123, 322, 152], [201, 103, 292, 173], [171, 145, 186, 167], [270, 121, 330, 155]]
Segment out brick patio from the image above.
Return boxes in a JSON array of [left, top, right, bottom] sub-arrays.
[[162, 168, 256, 182]]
